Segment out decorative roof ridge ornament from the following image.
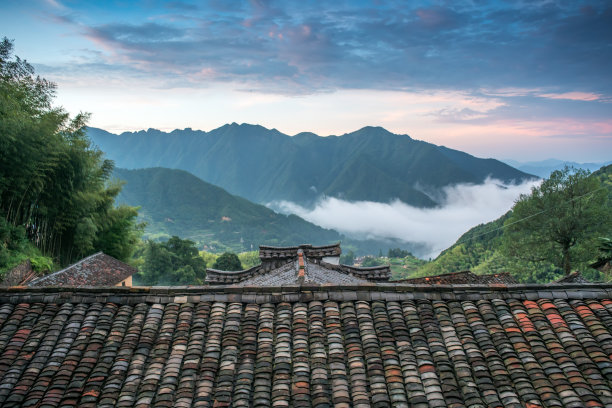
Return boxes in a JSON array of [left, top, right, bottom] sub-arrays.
[[297, 249, 306, 285], [259, 242, 341, 261], [318, 260, 391, 281]]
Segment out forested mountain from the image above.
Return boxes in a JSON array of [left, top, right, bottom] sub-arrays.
[[114, 167, 408, 254], [90, 124, 533, 207], [416, 164, 612, 282]]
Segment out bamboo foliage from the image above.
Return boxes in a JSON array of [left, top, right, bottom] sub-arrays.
[[0, 38, 140, 266]]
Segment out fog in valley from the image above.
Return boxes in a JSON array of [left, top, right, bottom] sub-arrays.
[[272, 178, 539, 258]]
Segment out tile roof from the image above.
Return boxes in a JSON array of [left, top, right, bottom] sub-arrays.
[[28, 252, 136, 287], [1, 260, 37, 286], [235, 259, 370, 286], [1, 283, 612, 407], [591, 259, 612, 275], [206, 244, 391, 285], [555, 271, 592, 283], [397, 270, 518, 284]]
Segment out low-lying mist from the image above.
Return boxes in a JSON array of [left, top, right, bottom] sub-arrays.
[[271, 178, 538, 259]]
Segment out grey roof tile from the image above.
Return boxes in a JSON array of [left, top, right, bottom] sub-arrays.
[[28, 252, 136, 287], [1, 284, 612, 406]]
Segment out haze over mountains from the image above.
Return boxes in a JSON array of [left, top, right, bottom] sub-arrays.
[[89, 124, 534, 208], [502, 159, 612, 178]]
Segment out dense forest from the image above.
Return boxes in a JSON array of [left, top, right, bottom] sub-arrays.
[[0, 38, 141, 275]]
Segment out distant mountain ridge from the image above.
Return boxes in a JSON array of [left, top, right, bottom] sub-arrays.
[[502, 159, 612, 178], [90, 123, 534, 208]]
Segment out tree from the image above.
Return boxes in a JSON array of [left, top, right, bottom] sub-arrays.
[[340, 250, 355, 265], [388, 248, 412, 258], [502, 166, 611, 275], [238, 251, 261, 268], [138, 236, 206, 285], [361, 256, 383, 267], [212, 252, 243, 271]]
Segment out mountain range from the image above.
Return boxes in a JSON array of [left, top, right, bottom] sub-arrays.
[[114, 167, 416, 255], [90, 124, 534, 208], [502, 159, 612, 178]]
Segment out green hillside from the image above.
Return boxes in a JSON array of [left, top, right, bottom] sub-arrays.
[[90, 124, 534, 208], [416, 164, 612, 282], [114, 167, 411, 254]]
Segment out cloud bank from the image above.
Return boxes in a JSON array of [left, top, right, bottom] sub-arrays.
[[272, 179, 538, 259]]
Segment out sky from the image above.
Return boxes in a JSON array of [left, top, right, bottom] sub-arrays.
[[2, 0, 611, 162]]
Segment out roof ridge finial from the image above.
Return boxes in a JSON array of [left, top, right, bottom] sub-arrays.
[[297, 249, 305, 285]]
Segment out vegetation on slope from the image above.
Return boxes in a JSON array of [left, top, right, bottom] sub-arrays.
[[0, 38, 141, 278], [503, 166, 610, 275], [114, 167, 415, 255], [415, 165, 612, 282], [0, 218, 54, 276], [114, 167, 342, 252]]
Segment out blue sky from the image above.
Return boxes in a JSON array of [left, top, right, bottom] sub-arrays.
[[2, 0, 611, 161]]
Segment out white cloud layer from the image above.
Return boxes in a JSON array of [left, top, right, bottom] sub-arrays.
[[272, 178, 538, 258]]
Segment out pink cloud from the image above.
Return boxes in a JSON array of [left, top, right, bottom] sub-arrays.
[[538, 91, 602, 101], [449, 118, 612, 139]]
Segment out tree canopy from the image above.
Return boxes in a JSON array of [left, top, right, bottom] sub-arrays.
[[388, 248, 413, 258], [0, 38, 141, 267], [340, 249, 355, 266], [502, 166, 611, 275], [137, 236, 206, 285], [212, 252, 243, 271], [361, 256, 384, 267]]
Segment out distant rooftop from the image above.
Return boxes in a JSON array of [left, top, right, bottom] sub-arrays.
[[206, 243, 391, 285], [28, 252, 136, 287], [555, 271, 592, 284], [397, 270, 517, 285]]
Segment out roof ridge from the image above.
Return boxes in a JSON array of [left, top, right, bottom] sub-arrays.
[[259, 242, 340, 250], [2, 283, 612, 303]]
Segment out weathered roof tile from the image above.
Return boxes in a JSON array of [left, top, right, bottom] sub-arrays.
[[2, 284, 612, 406], [28, 252, 136, 287]]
